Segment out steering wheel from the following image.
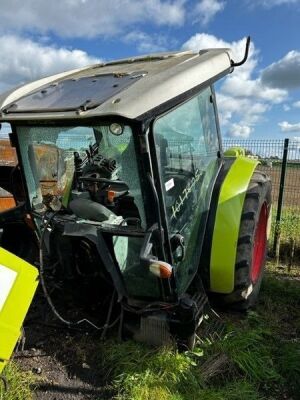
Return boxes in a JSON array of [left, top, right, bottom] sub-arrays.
[[79, 176, 129, 194]]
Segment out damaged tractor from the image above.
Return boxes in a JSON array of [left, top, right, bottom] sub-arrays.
[[0, 37, 271, 368]]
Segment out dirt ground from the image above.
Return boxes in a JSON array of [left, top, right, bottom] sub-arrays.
[[15, 290, 113, 400]]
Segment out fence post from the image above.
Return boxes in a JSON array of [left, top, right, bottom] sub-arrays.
[[272, 138, 289, 257]]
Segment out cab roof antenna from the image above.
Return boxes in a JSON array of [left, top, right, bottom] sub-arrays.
[[231, 36, 251, 67]]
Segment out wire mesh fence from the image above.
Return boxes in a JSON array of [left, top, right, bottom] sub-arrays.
[[223, 138, 300, 264]]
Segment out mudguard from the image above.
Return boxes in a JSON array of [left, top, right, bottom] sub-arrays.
[[210, 156, 259, 294], [0, 247, 38, 373]]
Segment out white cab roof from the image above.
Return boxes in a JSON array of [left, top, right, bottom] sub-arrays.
[[0, 49, 232, 121]]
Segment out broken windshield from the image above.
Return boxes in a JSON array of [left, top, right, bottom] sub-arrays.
[[17, 124, 146, 229]]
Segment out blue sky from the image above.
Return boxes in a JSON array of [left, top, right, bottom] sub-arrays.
[[1, 0, 300, 140]]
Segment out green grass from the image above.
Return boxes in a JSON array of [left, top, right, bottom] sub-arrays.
[[92, 266, 300, 400], [97, 341, 267, 400], [270, 206, 300, 263], [3, 265, 300, 400], [0, 362, 36, 400], [270, 207, 299, 242], [261, 271, 300, 306]]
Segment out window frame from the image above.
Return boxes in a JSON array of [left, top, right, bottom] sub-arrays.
[[13, 118, 151, 228]]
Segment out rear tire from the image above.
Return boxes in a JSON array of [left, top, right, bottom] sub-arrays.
[[221, 170, 271, 310]]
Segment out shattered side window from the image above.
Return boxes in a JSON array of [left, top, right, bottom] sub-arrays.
[[17, 126, 96, 208]]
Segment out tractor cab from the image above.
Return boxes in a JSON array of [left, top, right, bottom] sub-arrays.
[[0, 40, 270, 347], [12, 85, 221, 303]]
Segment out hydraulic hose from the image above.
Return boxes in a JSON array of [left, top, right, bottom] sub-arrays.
[[38, 213, 118, 331]]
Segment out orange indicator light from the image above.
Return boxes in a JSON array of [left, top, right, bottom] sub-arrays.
[[149, 261, 173, 279]]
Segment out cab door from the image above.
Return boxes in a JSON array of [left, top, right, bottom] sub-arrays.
[[152, 87, 221, 294]]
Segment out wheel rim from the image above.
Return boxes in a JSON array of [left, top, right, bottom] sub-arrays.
[[251, 203, 268, 284]]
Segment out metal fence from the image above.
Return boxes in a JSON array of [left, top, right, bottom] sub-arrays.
[[223, 138, 300, 264]]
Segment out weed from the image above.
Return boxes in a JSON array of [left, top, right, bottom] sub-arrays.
[[278, 208, 300, 246], [275, 340, 300, 395], [270, 207, 300, 264], [0, 362, 36, 400], [97, 339, 268, 400], [98, 341, 203, 400], [194, 380, 264, 400], [261, 272, 300, 306], [199, 325, 280, 384], [96, 322, 280, 399]]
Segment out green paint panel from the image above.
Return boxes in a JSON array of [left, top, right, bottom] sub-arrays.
[[0, 248, 38, 373], [210, 157, 259, 294], [224, 147, 246, 157]]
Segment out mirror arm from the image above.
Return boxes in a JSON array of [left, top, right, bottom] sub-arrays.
[[146, 173, 165, 256], [140, 224, 159, 267]]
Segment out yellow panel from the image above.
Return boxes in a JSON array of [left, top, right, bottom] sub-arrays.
[[0, 247, 38, 373]]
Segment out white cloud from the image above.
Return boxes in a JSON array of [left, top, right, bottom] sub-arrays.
[[246, 0, 300, 9], [278, 121, 300, 132], [123, 31, 177, 53], [222, 75, 287, 103], [261, 51, 300, 90], [182, 33, 288, 138], [0, 35, 100, 92], [216, 94, 269, 126], [193, 0, 225, 25], [183, 33, 237, 57], [226, 123, 252, 138], [255, 0, 300, 7], [0, 0, 185, 38], [283, 104, 291, 111], [293, 100, 300, 108], [287, 136, 300, 150]]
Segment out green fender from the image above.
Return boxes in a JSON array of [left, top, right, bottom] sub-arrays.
[[210, 156, 259, 294]]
